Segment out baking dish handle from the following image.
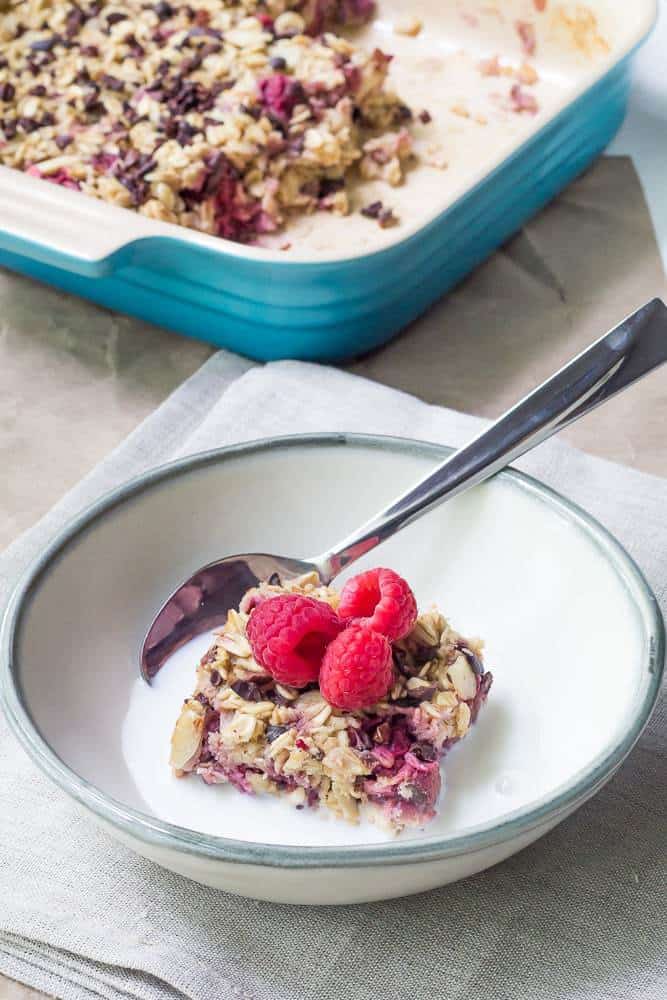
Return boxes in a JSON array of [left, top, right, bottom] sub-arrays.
[[0, 166, 154, 277]]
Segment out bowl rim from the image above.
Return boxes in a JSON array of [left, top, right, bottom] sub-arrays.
[[1, 432, 664, 869]]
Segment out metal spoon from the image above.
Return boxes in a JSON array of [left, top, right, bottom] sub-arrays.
[[141, 298, 667, 682]]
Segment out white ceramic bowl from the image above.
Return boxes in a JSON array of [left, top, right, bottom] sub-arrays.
[[1, 436, 663, 904]]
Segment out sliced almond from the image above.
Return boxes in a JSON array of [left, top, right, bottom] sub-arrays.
[[447, 654, 477, 701], [456, 701, 472, 737], [169, 698, 205, 772]]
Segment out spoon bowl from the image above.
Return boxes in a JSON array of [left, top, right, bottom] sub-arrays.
[[142, 554, 313, 679]]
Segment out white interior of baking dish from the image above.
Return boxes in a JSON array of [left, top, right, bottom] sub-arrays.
[[0, 0, 657, 264]]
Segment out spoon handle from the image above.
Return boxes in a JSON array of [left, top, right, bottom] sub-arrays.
[[317, 298, 667, 580]]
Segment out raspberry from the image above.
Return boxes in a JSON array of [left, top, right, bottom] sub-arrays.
[[258, 74, 304, 121], [319, 625, 394, 711], [338, 567, 417, 642], [247, 594, 342, 688]]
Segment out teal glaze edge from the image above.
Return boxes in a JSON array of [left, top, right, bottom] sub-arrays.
[[0, 54, 637, 361], [1, 434, 664, 869]]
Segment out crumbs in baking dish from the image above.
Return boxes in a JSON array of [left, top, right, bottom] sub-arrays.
[[0, 1, 419, 243]]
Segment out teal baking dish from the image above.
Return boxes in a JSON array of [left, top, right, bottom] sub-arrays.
[[0, 1, 657, 362]]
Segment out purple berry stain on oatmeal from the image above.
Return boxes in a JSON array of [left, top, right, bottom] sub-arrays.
[[258, 74, 305, 121]]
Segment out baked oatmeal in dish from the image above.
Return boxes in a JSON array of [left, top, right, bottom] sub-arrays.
[[170, 568, 492, 832], [0, 0, 417, 243]]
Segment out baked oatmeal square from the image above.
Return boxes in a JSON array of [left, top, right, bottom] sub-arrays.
[[170, 570, 492, 832]]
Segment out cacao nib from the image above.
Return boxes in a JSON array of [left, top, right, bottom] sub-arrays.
[[410, 741, 437, 762], [154, 1, 174, 19], [199, 42, 222, 58], [176, 120, 198, 145], [30, 36, 58, 52], [414, 643, 439, 665], [394, 103, 413, 122], [231, 680, 263, 702], [66, 8, 87, 38], [394, 686, 436, 707], [17, 117, 39, 133], [183, 54, 202, 73], [84, 99, 106, 117], [319, 177, 344, 197], [470, 671, 493, 722], [393, 647, 422, 678], [457, 644, 484, 675], [266, 724, 289, 743], [101, 74, 124, 91], [361, 200, 383, 218]]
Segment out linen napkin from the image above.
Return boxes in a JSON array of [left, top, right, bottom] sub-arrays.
[[1, 359, 665, 1000]]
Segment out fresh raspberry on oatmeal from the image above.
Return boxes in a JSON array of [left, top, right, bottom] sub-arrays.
[[247, 592, 342, 687], [338, 566, 417, 641], [319, 624, 393, 710], [170, 569, 493, 833]]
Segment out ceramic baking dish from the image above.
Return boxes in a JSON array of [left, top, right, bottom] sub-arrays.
[[0, 0, 657, 362]]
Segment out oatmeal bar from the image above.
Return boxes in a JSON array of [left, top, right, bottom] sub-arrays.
[[0, 1, 416, 243], [170, 572, 492, 832]]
